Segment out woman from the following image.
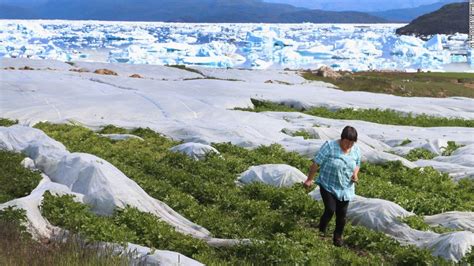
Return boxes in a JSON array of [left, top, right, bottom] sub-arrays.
[[304, 126, 361, 247]]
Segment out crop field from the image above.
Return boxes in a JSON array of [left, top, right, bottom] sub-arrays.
[[0, 121, 469, 264], [236, 99, 474, 127]]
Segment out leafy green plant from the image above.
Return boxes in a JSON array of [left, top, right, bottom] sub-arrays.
[[290, 130, 314, 139], [0, 150, 43, 203], [234, 98, 296, 112], [0, 118, 18, 127], [405, 148, 437, 161], [441, 141, 464, 156], [399, 215, 455, 234], [400, 139, 412, 146], [41, 192, 138, 243], [98, 124, 129, 134]]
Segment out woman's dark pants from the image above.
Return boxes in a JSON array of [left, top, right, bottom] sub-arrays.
[[319, 186, 349, 239]]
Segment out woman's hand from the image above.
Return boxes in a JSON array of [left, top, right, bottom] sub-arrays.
[[304, 162, 319, 188], [351, 174, 358, 183]]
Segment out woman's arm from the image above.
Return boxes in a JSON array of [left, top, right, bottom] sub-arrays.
[[304, 162, 319, 188], [351, 166, 360, 183], [352, 146, 361, 183]]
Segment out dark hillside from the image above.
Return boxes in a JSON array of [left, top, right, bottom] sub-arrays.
[[396, 2, 468, 36], [0, 0, 387, 23]]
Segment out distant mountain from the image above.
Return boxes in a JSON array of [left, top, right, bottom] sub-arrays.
[[0, 4, 38, 19], [263, 0, 443, 12], [370, 0, 466, 22], [0, 0, 387, 23], [278, 10, 387, 23], [396, 2, 468, 36]]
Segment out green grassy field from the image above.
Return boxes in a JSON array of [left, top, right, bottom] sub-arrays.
[[235, 99, 474, 127], [26, 123, 474, 264], [302, 71, 474, 98]]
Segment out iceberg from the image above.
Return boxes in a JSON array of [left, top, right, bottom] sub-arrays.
[[0, 21, 471, 71]]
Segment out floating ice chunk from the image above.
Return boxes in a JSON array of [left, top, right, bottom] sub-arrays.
[[424, 34, 444, 51], [250, 58, 272, 69], [274, 38, 295, 47], [298, 44, 334, 59], [162, 42, 193, 52], [273, 48, 306, 64], [333, 39, 382, 59]]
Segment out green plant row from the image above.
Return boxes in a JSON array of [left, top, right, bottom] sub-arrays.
[[235, 99, 474, 127], [403, 141, 464, 162], [399, 215, 456, 234], [358, 162, 473, 215], [0, 150, 43, 204], [0, 118, 18, 127], [32, 122, 474, 264]]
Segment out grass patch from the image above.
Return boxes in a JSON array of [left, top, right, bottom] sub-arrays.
[[166, 64, 204, 76], [0, 207, 130, 265], [399, 215, 456, 234], [32, 122, 472, 264], [0, 118, 18, 127], [301, 71, 474, 98], [0, 150, 42, 204], [236, 99, 474, 127]]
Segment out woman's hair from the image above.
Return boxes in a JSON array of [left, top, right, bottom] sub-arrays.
[[341, 126, 358, 142]]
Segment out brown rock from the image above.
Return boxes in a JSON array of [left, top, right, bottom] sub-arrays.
[[69, 68, 90, 73], [94, 69, 118, 76], [314, 66, 341, 79], [129, 74, 143, 78], [19, 66, 34, 70]]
